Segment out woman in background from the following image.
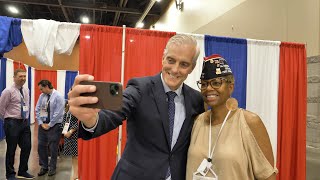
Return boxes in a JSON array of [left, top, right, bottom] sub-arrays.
[[186, 54, 277, 180], [62, 101, 79, 180]]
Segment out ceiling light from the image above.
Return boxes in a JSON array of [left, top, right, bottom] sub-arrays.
[[8, 6, 19, 14], [81, 16, 90, 24], [85, 35, 90, 39], [136, 22, 144, 28], [156, 0, 162, 2]]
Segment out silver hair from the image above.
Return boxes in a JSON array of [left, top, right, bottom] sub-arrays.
[[163, 34, 200, 66]]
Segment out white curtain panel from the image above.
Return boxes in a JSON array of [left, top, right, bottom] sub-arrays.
[[57, 70, 66, 99], [55, 22, 80, 55], [246, 39, 280, 159], [22, 20, 80, 67], [178, 33, 204, 91], [21, 19, 35, 56], [6, 59, 14, 88], [30, 67, 35, 124], [33, 19, 59, 67]]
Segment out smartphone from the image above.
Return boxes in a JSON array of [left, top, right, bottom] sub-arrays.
[[79, 81, 123, 111]]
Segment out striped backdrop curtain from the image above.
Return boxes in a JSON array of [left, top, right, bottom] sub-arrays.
[[204, 35, 248, 108]]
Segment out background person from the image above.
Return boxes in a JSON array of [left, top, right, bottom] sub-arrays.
[[0, 69, 34, 180], [35, 80, 64, 177], [61, 100, 79, 180]]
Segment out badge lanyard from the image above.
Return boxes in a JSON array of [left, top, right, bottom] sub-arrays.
[[20, 93, 28, 112], [40, 92, 54, 118], [20, 93, 25, 105], [45, 92, 53, 108], [208, 110, 231, 161], [194, 110, 231, 179], [62, 111, 72, 134]]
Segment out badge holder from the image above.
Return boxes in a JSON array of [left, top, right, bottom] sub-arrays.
[[62, 123, 70, 134], [62, 112, 71, 134], [193, 168, 218, 180], [40, 107, 48, 118]]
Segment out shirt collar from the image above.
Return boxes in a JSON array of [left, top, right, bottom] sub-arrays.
[[47, 89, 55, 96], [160, 73, 183, 96], [14, 84, 23, 89]]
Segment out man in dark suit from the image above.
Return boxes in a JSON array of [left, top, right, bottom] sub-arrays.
[[68, 34, 205, 180]]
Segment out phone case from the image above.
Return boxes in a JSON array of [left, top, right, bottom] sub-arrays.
[[79, 81, 123, 111]]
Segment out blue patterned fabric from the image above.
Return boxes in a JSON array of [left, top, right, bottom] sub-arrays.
[[0, 16, 22, 57], [167, 91, 177, 145], [166, 91, 177, 178], [205, 35, 247, 108]]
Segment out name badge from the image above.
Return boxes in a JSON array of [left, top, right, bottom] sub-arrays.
[[40, 108, 48, 118], [62, 123, 70, 134], [23, 105, 28, 112], [197, 159, 212, 176]]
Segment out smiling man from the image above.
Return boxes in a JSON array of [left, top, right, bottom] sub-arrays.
[[68, 34, 205, 180], [0, 69, 34, 180]]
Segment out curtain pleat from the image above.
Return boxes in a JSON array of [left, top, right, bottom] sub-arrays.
[[65, 71, 78, 99], [246, 39, 280, 160], [204, 35, 247, 108], [0, 57, 6, 139], [277, 42, 306, 180], [123, 28, 175, 153], [78, 24, 123, 180]]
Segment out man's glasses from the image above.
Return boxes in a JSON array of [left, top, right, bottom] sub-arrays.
[[197, 78, 230, 90]]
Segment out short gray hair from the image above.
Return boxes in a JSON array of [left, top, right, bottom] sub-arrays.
[[163, 34, 200, 66]]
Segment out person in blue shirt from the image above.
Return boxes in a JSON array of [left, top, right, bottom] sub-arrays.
[[35, 80, 64, 177]]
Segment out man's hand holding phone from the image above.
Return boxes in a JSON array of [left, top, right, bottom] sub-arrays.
[[68, 74, 123, 129], [68, 74, 100, 129]]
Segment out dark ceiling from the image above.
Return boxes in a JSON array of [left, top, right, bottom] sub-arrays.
[[0, 0, 171, 29]]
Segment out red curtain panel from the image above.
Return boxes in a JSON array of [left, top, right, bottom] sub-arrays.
[[13, 61, 26, 71], [34, 70, 57, 110], [277, 42, 307, 180], [78, 24, 123, 180], [122, 28, 175, 153]]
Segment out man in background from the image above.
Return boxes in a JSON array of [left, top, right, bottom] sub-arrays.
[[0, 69, 34, 180], [35, 80, 64, 177]]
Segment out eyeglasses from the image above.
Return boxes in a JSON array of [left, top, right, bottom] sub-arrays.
[[197, 78, 230, 90]]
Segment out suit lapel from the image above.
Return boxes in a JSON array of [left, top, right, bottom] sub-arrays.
[[151, 74, 171, 149], [172, 84, 193, 152]]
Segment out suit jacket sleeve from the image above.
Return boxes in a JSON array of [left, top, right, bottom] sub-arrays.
[[78, 78, 142, 140]]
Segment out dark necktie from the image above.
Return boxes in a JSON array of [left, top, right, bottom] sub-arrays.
[[46, 94, 51, 123], [19, 88, 26, 119], [166, 91, 177, 179]]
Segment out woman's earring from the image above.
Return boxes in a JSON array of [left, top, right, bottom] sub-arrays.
[[226, 97, 238, 111]]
